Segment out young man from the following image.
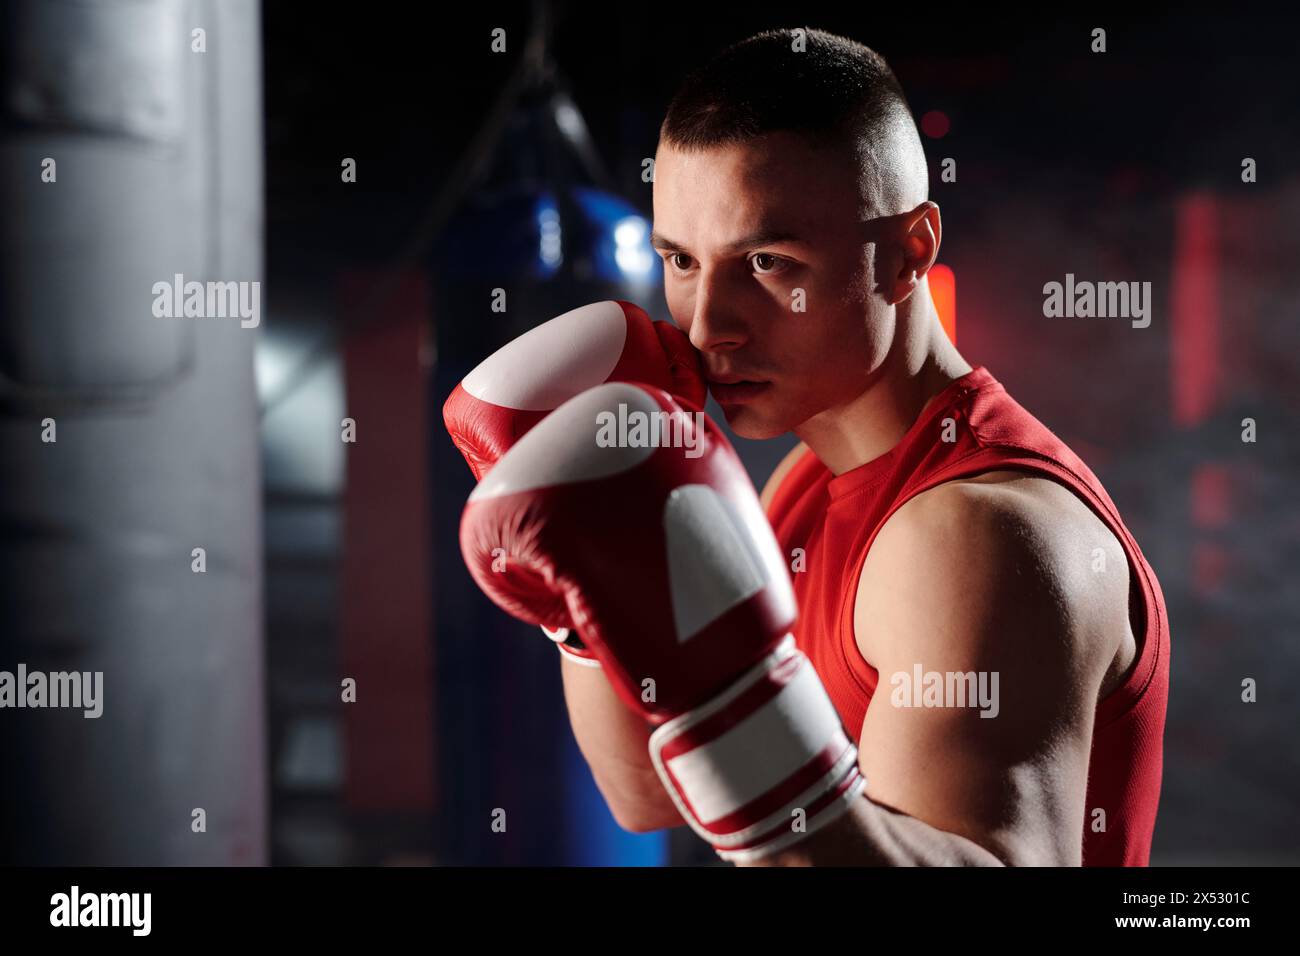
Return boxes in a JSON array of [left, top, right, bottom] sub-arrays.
[[449, 28, 1168, 866], [559, 29, 1168, 866]]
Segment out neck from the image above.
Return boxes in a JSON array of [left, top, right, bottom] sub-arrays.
[[794, 287, 972, 476]]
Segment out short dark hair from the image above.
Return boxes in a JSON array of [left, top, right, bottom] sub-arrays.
[[660, 28, 927, 213]]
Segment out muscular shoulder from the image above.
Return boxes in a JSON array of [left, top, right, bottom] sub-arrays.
[[852, 472, 1133, 865], [855, 471, 1130, 697]]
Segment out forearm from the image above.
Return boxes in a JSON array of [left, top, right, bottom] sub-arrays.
[[559, 655, 685, 831], [736, 794, 1005, 867]]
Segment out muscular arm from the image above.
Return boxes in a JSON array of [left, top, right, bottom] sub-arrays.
[[742, 473, 1131, 866], [559, 655, 684, 831]]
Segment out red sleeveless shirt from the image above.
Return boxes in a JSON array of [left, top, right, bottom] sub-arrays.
[[765, 366, 1169, 866]]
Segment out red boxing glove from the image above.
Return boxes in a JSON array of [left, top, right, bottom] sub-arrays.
[[443, 300, 705, 482], [460, 382, 865, 860], [444, 299, 704, 663]]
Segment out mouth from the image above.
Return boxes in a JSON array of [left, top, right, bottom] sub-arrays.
[[706, 378, 771, 405]]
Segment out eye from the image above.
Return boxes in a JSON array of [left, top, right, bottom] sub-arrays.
[[749, 252, 786, 275], [665, 252, 693, 273]]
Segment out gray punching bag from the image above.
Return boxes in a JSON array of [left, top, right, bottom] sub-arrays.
[[0, 0, 265, 863]]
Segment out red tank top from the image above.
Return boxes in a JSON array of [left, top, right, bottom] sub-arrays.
[[766, 366, 1169, 866]]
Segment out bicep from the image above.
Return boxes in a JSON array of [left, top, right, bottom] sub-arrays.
[[857, 667, 1095, 866], [853, 487, 1104, 866]]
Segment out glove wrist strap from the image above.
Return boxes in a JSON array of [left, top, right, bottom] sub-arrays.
[[647, 635, 866, 862]]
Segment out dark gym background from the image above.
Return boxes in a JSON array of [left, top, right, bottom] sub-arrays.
[[2, 1, 1297, 865]]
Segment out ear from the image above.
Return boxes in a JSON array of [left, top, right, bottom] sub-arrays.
[[886, 203, 941, 306]]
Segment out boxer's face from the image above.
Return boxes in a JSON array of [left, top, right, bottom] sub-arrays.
[[652, 132, 892, 439]]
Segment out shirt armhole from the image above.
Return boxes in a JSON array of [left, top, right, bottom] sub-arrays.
[[759, 441, 811, 514]]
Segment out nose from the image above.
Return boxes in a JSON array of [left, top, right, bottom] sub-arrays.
[[684, 280, 748, 353]]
